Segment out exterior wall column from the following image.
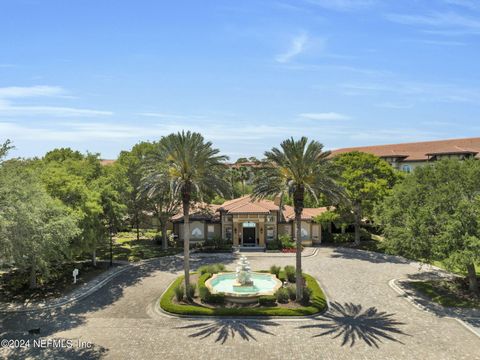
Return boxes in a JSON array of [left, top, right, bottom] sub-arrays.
[[233, 219, 239, 246], [258, 219, 265, 247]]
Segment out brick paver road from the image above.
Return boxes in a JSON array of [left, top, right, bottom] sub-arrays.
[[1, 248, 478, 360]]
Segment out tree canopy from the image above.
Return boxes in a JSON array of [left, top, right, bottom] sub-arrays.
[[377, 159, 480, 296], [333, 151, 399, 244]]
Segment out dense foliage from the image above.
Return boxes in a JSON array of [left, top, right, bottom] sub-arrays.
[[377, 159, 480, 296]]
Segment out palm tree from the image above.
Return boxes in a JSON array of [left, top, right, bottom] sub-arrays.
[[253, 137, 343, 301], [140, 162, 181, 250], [157, 131, 229, 290]]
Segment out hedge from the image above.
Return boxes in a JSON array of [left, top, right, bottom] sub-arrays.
[[160, 272, 327, 316]]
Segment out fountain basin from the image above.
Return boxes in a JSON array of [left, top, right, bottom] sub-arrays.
[[205, 272, 283, 304]]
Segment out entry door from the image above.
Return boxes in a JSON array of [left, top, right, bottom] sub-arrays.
[[242, 227, 256, 245]]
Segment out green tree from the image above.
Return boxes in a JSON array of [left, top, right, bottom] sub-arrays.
[[156, 131, 229, 289], [0, 139, 13, 161], [377, 159, 480, 296], [0, 161, 79, 288], [253, 137, 343, 301], [333, 151, 399, 245], [41, 150, 106, 265], [116, 142, 156, 240], [141, 161, 180, 249]]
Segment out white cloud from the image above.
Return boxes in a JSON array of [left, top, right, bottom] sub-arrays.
[[305, 0, 376, 11], [299, 112, 351, 120], [444, 0, 480, 10], [0, 85, 112, 117], [138, 112, 205, 120], [0, 102, 112, 117], [275, 33, 309, 63], [0, 85, 65, 98], [386, 12, 480, 35]]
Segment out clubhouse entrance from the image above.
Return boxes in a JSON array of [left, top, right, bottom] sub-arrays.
[[242, 222, 256, 246]]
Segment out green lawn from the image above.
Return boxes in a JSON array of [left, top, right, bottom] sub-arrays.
[[97, 230, 180, 262], [410, 280, 479, 308], [160, 272, 328, 316]]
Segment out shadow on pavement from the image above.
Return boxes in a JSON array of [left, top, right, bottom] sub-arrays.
[[175, 319, 279, 344], [329, 247, 410, 265], [0, 254, 237, 356], [298, 302, 409, 348]]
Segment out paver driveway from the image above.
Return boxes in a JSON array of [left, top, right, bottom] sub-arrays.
[[1, 248, 479, 360]]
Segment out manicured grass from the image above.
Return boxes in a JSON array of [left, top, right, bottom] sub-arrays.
[[160, 273, 327, 316], [410, 281, 479, 308], [97, 230, 181, 262]]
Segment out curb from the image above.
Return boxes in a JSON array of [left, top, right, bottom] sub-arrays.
[[388, 278, 480, 339]]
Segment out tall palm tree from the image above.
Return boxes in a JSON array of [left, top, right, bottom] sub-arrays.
[[253, 137, 343, 301], [157, 131, 229, 289]]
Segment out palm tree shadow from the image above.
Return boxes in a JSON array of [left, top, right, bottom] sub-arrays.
[[299, 302, 409, 348], [176, 320, 279, 344]]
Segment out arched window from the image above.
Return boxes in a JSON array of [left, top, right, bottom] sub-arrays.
[[402, 165, 411, 173]]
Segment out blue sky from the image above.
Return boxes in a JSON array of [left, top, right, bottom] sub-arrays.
[[1, 0, 480, 160]]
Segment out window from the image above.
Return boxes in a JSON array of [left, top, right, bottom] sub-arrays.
[[301, 227, 309, 240], [266, 215, 274, 223], [207, 225, 215, 240], [266, 225, 274, 241], [402, 165, 411, 173], [225, 226, 232, 241], [191, 226, 203, 239]]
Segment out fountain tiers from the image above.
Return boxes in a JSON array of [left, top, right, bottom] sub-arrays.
[[204, 255, 283, 304]]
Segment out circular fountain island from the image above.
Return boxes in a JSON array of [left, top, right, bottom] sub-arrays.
[[205, 256, 282, 304]]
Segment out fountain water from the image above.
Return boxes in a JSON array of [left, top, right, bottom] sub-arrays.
[[204, 254, 283, 303], [234, 256, 254, 287]]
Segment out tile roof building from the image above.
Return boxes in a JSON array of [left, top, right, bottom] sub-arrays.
[[171, 196, 328, 247], [330, 137, 480, 172]]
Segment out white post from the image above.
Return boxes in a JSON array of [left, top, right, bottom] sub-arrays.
[[73, 268, 79, 284]]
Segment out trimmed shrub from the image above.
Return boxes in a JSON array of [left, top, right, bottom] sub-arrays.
[[174, 284, 184, 302], [269, 265, 281, 278], [207, 293, 225, 304], [186, 283, 196, 300], [279, 234, 295, 249], [266, 241, 280, 250], [198, 272, 211, 301], [287, 285, 296, 301], [198, 263, 226, 275], [199, 284, 210, 301], [275, 288, 289, 303], [258, 295, 276, 306], [284, 265, 296, 283], [302, 287, 313, 304], [332, 233, 354, 243]]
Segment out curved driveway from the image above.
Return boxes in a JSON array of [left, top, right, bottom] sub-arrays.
[[1, 248, 478, 360]]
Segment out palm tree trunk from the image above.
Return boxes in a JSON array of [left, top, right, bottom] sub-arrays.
[[354, 203, 361, 246], [466, 263, 479, 297], [294, 187, 304, 302], [161, 220, 168, 250], [183, 199, 191, 289]]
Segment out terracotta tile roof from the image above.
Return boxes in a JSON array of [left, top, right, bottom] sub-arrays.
[[330, 137, 480, 161], [218, 195, 279, 214], [171, 203, 221, 222], [282, 205, 329, 221], [100, 159, 115, 166]]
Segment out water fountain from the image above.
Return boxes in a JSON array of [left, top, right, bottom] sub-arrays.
[[204, 255, 282, 304], [234, 256, 254, 287]]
